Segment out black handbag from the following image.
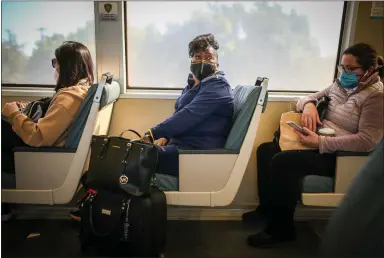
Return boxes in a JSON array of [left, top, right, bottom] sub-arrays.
[[22, 97, 52, 123], [85, 129, 160, 196]]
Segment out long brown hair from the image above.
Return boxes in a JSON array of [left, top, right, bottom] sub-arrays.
[[54, 41, 94, 91]]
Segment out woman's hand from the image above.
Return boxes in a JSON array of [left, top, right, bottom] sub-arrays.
[[191, 73, 200, 87], [294, 127, 319, 148], [141, 135, 151, 143], [16, 101, 29, 109], [155, 138, 168, 146], [2, 102, 20, 118], [301, 102, 322, 132]]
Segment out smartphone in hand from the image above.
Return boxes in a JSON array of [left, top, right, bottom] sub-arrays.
[[286, 121, 308, 136]]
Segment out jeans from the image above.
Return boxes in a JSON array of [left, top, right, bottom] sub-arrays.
[[155, 144, 180, 177]]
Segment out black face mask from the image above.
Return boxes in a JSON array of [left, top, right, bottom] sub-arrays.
[[190, 62, 216, 81]]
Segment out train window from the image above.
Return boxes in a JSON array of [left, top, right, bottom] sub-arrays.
[[1, 1, 96, 86], [125, 1, 344, 91]]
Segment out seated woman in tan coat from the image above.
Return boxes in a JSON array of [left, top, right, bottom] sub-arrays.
[[1, 41, 94, 221]]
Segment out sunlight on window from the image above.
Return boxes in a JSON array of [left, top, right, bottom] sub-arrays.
[[126, 1, 344, 91], [1, 2, 96, 85]]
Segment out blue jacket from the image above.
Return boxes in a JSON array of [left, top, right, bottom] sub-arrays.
[[151, 71, 234, 149]]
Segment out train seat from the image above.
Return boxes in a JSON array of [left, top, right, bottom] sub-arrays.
[[302, 151, 371, 207], [2, 73, 120, 205], [2, 75, 269, 208], [162, 78, 269, 206]]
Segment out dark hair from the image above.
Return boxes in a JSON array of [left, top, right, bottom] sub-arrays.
[[378, 55, 384, 79], [343, 43, 384, 79], [54, 41, 94, 91], [188, 33, 219, 58]]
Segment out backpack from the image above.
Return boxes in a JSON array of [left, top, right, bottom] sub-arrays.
[[22, 97, 52, 123]]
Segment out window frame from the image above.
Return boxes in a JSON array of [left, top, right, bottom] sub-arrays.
[[1, 2, 98, 89], [1, 83, 57, 88], [124, 1, 349, 92], [2, 1, 356, 97], [123, 1, 184, 91], [333, 2, 348, 81]]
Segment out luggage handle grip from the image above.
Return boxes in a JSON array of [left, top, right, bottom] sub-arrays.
[[88, 201, 112, 238], [119, 129, 142, 139], [89, 200, 117, 237]]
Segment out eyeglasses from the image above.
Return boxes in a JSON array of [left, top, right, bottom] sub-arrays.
[[51, 58, 57, 68], [337, 64, 363, 73]]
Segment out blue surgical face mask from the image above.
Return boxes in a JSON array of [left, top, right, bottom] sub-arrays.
[[338, 71, 358, 89]]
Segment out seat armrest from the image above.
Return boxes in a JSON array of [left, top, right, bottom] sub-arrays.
[[336, 151, 372, 157], [302, 193, 345, 207], [334, 155, 370, 193], [13, 146, 77, 153], [178, 149, 240, 155]]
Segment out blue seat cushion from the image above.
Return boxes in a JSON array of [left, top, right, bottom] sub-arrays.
[[302, 175, 335, 193], [65, 81, 120, 149], [225, 85, 262, 150], [154, 173, 178, 191]]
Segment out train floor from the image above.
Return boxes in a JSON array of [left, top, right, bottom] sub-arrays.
[[2, 218, 321, 258]]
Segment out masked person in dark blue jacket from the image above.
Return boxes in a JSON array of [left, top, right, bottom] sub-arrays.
[[142, 33, 234, 177], [69, 33, 233, 222]]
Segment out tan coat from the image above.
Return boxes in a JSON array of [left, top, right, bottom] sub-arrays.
[[8, 81, 90, 147]]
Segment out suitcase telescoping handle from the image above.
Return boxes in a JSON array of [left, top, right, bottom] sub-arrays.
[[119, 129, 142, 139]]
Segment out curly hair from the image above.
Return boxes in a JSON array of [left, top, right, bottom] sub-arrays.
[[188, 33, 219, 58]]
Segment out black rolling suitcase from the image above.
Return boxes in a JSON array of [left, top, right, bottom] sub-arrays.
[[79, 186, 167, 257]]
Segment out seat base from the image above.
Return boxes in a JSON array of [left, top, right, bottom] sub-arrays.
[[15, 151, 75, 190]]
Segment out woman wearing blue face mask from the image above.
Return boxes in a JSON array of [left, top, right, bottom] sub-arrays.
[[338, 50, 383, 89], [244, 43, 383, 248]]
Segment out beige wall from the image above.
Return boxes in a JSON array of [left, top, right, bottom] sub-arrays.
[[354, 2, 384, 55]]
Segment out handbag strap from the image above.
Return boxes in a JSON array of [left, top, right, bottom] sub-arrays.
[[119, 129, 142, 138]]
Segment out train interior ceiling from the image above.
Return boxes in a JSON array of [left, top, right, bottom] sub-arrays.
[[1, 1, 384, 258]]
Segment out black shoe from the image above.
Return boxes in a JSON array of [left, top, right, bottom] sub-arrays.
[[242, 207, 266, 223], [69, 209, 81, 222], [247, 231, 296, 248], [2, 203, 12, 222]]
